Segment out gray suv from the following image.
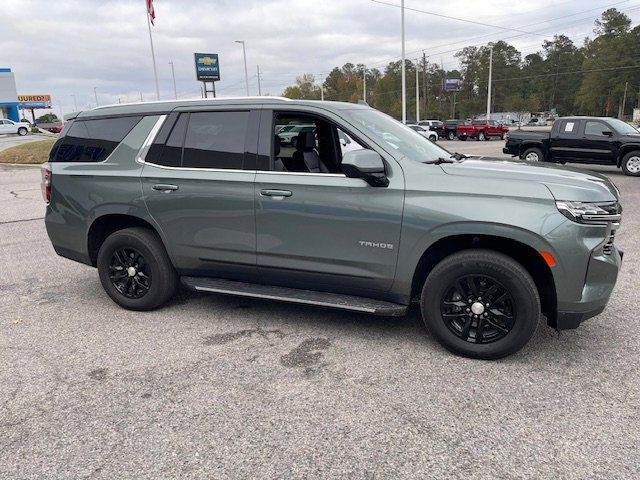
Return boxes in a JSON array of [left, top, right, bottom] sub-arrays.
[[43, 98, 623, 359]]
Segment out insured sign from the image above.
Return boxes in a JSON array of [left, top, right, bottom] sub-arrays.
[[18, 94, 52, 108]]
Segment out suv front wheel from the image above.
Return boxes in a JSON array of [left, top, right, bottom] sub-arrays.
[[420, 249, 540, 359], [97, 227, 177, 310]]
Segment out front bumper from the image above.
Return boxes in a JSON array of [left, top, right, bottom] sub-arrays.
[[555, 246, 623, 330]]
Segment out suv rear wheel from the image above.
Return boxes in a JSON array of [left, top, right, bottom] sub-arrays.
[[97, 227, 177, 310], [447, 131, 455, 140], [621, 151, 640, 176], [420, 249, 540, 359]]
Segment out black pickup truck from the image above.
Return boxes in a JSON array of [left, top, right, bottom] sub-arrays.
[[503, 116, 640, 176]]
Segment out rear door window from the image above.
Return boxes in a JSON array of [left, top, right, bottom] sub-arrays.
[[559, 120, 578, 136], [182, 111, 249, 169], [53, 116, 142, 162]]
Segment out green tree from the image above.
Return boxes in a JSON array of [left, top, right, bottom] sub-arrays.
[[282, 74, 321, 100]]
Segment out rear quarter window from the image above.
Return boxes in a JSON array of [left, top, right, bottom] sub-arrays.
[[52, 116, 142, 162]]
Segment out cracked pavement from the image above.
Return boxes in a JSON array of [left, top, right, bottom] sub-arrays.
[[0, 159, 639, 479]]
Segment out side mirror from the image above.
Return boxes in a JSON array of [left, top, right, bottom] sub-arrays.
[[602, 130, 613, 137], [342, 149, 389, 187]]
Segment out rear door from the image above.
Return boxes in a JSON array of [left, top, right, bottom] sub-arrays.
[[0, 120, 13, 133], [549, 119, 582, 162], [254, 107, 404, 297], [141, 108, 259, 280]]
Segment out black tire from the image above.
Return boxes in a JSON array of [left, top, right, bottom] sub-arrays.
[[97, 227, 177, 311], [447, 131, 455, 141], [420, 249, 540, 360], [521, 147, 544, 162], [501, 131, 507, 140], [477, 131, 486, 141], [459, 136, 467, 141], [621, 151, 640, 176], [17, 127, 28, 136], [429, 135, 437, 143]]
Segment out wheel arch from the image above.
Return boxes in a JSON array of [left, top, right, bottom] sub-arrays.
[[87, 214, 163, 267], [410, 234, 557, 327], [616, 145, 640, 167], [519, 142, 544, 157]]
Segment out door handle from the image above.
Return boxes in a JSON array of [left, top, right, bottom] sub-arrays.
[[260, 189, 292, 198], [152, 184, 179, 192]]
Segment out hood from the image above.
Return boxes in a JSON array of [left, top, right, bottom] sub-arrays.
[[440, 157, 619, 202]]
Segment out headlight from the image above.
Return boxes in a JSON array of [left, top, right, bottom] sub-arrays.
[[556, 201, 621, 224]]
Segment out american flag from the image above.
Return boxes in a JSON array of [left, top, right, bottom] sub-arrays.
[[146, 0, 156, 26]]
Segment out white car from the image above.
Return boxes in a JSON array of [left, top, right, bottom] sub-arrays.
[[277, 124, 315, 145], [0, 119, 31, 136], [407, 124, 437, 142]]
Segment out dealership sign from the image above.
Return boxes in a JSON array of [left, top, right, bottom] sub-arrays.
[[194, 53, 220, 81], [444, 79, 464, 92], [18, 94, 52, 109]]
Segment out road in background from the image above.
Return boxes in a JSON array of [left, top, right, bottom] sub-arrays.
[[1, 161, 638, 479]]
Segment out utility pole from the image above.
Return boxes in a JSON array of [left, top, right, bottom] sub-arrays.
[[422, 51, 428, 118], [319, 74, 324, 101], [71, 94, 78, 111], [257, 65, 262, 96], [169, 60, 177, 99], [401, 0, 406, 123], [363, 65, 366, 103], [415, 59, 420, 122], [139, 92, 143, 102], [621, 81, 629, 120], [486, 45, 493, 120], [93, 87, 99, 107]]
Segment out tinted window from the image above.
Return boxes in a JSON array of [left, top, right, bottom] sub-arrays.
[[146, 113, 188, 167], [53, 116, 142, 162], [182, 111, 248, 169], [584, 121, 607, 136]]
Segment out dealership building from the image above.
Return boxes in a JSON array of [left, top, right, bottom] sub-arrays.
[[0, 68, 20, 122]]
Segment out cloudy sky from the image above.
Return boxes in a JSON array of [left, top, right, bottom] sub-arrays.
[[2, 0, 640, 118]]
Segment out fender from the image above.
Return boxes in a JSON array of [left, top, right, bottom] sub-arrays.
[[616, 143, 640, 167]]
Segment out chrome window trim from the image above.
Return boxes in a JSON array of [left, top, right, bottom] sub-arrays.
[[135, 114, 167, 165]]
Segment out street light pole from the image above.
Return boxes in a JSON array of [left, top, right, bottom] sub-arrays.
[[93, 87, 99, 107], [486, 46, 493, 120], [415, 59, 419, 123], [71, 94, 78, 111], [235, 40, 249, 96], [319, 74, 324, 101], [169, 60, 177, 100], [401, 0, 406, 123], [257, 65, 262, 96], [363, 65, 366, 102]]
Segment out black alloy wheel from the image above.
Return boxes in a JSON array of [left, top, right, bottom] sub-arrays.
[[440, 274, 515, 344], [109, 247, 151, 299]]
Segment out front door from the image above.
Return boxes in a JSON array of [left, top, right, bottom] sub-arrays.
[[141, 110, 258, 280], [575, 119, 617, 164], [0, 120, 12, 134], [254, 109, 404, 298]]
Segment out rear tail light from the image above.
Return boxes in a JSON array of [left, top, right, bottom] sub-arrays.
[[41, 162, 52, 204]]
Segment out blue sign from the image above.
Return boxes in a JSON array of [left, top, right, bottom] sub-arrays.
[[444, 78, 464, 92], [194, 53, 220, 81]]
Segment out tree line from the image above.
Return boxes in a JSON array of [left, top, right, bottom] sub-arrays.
[[282, 8, 640, 121]]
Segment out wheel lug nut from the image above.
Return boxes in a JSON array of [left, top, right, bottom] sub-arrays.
[[486, 303, 490, 307], [466, 308, 470, 312], [484, 313, 488, 317]]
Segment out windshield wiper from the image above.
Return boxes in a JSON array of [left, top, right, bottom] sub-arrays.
[[451, 152, 468, 160], [425, 156, 457, 165]]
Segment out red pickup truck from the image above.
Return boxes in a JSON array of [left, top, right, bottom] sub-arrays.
[[456, 119, 509, 141]]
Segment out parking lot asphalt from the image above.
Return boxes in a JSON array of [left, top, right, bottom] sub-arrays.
[[1, 146, 639, 479]]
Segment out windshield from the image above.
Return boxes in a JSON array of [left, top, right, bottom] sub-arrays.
[[608, 118, 639, 135], [344, 109, 454, 163]]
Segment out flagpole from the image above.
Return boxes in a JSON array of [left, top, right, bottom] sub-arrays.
[[146, 1, 160, 100]]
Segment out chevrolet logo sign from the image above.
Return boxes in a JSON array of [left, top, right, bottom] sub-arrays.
[[198, 57, 217, 66]]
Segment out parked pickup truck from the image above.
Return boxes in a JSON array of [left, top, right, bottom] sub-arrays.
[[435, 119, 467, 140], [457, 119, 509, 141], [503, 116, 640, 176]]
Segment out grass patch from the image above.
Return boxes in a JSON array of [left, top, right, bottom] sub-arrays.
[[0, 139, 56, 164]]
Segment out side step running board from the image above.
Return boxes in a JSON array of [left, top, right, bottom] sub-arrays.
[[181, 276, 408, 317]]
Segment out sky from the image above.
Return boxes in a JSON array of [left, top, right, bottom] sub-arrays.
[[2, 0, 640, 119]]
